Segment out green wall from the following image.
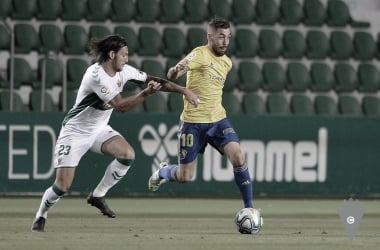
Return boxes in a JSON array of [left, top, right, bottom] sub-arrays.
[[0, 112, 379, 197]]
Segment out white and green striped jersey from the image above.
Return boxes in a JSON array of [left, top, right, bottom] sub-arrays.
[[62, 63, 147, 133]]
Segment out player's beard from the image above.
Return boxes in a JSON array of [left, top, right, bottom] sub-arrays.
[[112, 59, 123, 72], [212, 44, 227, 56]]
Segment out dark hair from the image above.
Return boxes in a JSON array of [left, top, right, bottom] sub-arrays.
[[89, 35, 128, 63], [208, 16, 230, 32]]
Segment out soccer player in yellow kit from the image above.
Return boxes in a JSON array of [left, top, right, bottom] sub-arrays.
[[148, 17, 255, 210]]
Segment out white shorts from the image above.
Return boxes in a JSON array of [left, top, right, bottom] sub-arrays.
[[54, 125, 121, 168]]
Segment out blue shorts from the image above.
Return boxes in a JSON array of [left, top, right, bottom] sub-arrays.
[[178, 118, 240, 164]]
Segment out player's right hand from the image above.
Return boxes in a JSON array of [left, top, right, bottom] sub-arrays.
[[144, 81, 162, 96]]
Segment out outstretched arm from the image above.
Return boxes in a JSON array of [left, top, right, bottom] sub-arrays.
[[147, 74, 200, 107], [108, 80, 161, 112], [167, 58, 189, 81]]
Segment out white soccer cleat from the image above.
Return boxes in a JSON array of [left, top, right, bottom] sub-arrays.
[[148, 162, 168, 191]]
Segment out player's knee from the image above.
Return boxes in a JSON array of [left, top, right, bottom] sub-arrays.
[[119, 147, 135, 160]]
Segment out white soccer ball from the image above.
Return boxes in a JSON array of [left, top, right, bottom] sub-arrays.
[[234, 208, 263, 234]]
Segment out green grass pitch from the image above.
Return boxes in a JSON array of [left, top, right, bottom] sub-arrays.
[[0, 197, 379, 250]]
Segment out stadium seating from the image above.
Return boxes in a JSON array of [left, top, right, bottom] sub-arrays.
[[141, 60, 165, 78], [66, 58, 89, 89], [39, 24, 63, 54], [279, 0, 303, 25], [226, 35, 236, 56], [183, 0, 208, 23], [282, 29, 306, 59], [310, 63, 335, 92], [59, 89, 77, 111], [61, 0, 87, 20], [138, 27, 162, 56], [63, 25, 88, 54], [237, 61, 262, 92], [258, 29, 282, 58], [160, 0, 183, 23], [242, 93, 266, 115], [357, 63, 380, 92], [12, 0, 36, 20], [290, 94, 315, 115], [86, 0, 111, 21], [334, 63, 358, 93], [209, 0, 232, 20], [286, 62, 310, 92], [338, 95, 362, 115], [262, 62, 286, 92], [303, 0, 326, 26], [0, 25, 10, 51], [232, 0, 255, 24], [0, 90, 26, 111], [7, 58, 34, 87], [167, 92, 183, 113], [255, 0, 279, 25], [327, 0, 370, 27], [29, 90, 57, 112], [187, 28, 207, 49], [162, 27, 187, 58], [362, 96, 380, 116], [135, 0, 160, 23], [353, 31, 378, 60], [224, 67, 238, 92], [306, 30, 330, 59], [0, 0, 378, 117], [89, 25, 112, 40], [114, 26, 138, 55], [0, 0, 12, 19], [33, 58, 63, 90], [14, 24, 39, 54], [143, 92, 168, 113], [222, 92, 242, 114], [36, 0, 61, 20], [330, 31, 353, 60], [110, 0, 135, 22], [266, 94, 290, 114], [234, 29, 258, 58], [314, 95, 338, 115]]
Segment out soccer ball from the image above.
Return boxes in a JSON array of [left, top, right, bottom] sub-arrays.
[[234, 208, 263, 234]]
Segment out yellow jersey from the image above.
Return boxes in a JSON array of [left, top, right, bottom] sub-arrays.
[[181, 45, 232, 123]]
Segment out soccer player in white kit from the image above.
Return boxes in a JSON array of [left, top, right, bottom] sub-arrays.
[[31, 35, 199, 232]]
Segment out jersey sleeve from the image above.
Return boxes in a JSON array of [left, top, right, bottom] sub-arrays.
[[121, 64, 148, 85], [185, 47, 204, 70]]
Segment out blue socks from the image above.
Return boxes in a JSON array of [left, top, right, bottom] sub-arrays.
[[158, 164, 178, 181], [233, 163, 253, 208], [158, 162, 253, 208]]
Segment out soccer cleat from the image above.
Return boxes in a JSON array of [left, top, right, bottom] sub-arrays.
[[148, 162, 169, 191], [31, 217, 46, 232], [87, 192, 116, 218]]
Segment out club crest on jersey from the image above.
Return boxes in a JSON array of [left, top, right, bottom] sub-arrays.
[[117, 79, 122, 88], [100, 86, 110, 96]]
